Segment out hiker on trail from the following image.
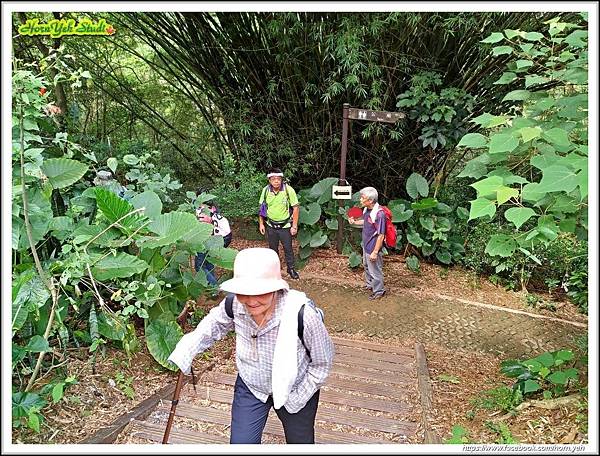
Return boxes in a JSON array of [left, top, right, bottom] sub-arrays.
[[194, 194, 232, 286], [347, 186, 386, 300], [93, 170, 127, 199], [258, 168, 301, 280], [168, 247, 334, 444]]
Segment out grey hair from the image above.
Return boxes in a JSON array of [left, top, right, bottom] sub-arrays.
[[359, 187, 378, 203]]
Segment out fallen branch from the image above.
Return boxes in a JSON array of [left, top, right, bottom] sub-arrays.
[[497, 394, 583, 421]]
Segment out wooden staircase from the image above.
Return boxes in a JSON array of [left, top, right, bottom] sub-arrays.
[[123, 337, 436, 444]]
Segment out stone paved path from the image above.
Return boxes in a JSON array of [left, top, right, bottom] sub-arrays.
[[296, 276, 587, 359]]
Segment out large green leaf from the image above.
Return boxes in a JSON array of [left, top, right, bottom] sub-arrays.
[[348, 251, 362, 268], [25, 335, 51, 352], [485, 235, 517, 257], [309, 231, 328, 248], [12, 270, 34, 334], [519, 127, 542, 142], [537, 165, 579, 193], [469, 198, 496, 221], [406, 173, 429, 199], [72, 224, 120, 246], [97, 312, 127, 341], [131, 191, 162, 219], [481, 32, 504, 43], [207, 247, 238, 269], [457, 160, 488, 179], [496, 186, 519, 205], [146, 317, 183, 371], [543, 128, 571, 147], [457, 133, 488, 148], [142, 212, 198, 249], [95, 187, 142, 232], [411, 198, 438, 211], [502, 90, 531, 102], [470, 176, 504, 198], [470, 113, 510, 128], [12, 392, 47, 418], [299, 202, 321, 225], [179, 222, 214, 250], [41, 158, 89, 189], [12, 273, 50, 336], [325, 218, 338, 230], [505, 207, 536, 229], [298, 228, 312, 248], [91, 253, 149, 281], [523, 379, 541, 394], [488, 133, 519, 154], [308, 177, 338, 204]]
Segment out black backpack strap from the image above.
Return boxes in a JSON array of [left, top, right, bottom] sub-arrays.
[[225, 293, 235, 319], [298, 303, 309, 356]]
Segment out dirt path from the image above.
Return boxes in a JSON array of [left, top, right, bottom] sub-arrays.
[[294, 276, 586, 359]]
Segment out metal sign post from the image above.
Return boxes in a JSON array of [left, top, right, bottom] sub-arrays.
[[336, 105, 405, 253]]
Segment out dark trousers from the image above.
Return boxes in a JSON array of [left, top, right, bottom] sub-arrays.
[[230, 375, 320, 444], [194, 233, 232, 286], [265, 224, 295, 271]]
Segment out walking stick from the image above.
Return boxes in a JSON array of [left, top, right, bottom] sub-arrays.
[[162, 370, 185, 444], [162, 301, 196, 444]]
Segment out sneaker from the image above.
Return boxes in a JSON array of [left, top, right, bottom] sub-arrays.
[[368, 291, 386, 300], [288, 269, 300, 280]]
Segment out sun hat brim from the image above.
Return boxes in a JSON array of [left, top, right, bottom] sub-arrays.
[[220, 277, 289, 296]]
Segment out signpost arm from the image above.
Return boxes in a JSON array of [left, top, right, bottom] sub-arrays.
[[336, 103, 350, 254]]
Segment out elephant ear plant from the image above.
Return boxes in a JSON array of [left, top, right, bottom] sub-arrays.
[[296, 177, 359, 266], [389, 172, 468, 273]]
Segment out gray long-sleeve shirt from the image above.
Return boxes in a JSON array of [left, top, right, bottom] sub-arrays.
[[168, 290, 334, 413]]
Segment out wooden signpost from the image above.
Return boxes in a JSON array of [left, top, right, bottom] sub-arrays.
[[336, 104, 405, 253]]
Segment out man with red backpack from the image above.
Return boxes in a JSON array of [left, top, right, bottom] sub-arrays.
[[347, 186, 387, 300]]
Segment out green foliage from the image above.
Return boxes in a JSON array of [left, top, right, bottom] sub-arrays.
[[397, 71, 475, 151], [11, 55, 236, 437], [210, 158, 266, 219], [390, 172, 467, 271], [114, 371, 135, 400], [459, 15, 588, 264], [470, 386, 521, 412], [146, 315, 183, 371], [12, 392, 46, 433], [501, 349, 579, 399], [444, 425, 470, 444], [485, 421, 519, 444]]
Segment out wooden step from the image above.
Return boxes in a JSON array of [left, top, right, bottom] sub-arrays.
[[155, 403, 391, 443], [332, 337, 415, 355], [158, 401, 418, 436], [334, 344, 415, 364], [333, 352, 414, 372], [331, 364, 415, 385], [202, 371, 414, 401], [183, 381, 411, 415], [130, 419, 229, 444]]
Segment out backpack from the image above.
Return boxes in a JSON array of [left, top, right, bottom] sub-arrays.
[[224, 293, 324, 356], [380, 206, 398, 249], [366, 206, 398, 249]]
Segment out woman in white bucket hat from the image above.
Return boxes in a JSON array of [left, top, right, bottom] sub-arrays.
[[168, 247, 334, 444]]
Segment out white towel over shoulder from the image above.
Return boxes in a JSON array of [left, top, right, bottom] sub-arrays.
[[363, 202, 381, 223], [271, 289, 307, 409]]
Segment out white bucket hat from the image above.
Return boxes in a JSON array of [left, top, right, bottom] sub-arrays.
[[220, 248, 289, 295]]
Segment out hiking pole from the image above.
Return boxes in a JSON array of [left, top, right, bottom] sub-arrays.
[[162, 370, 185, 444], [162, 301, 195, 444]]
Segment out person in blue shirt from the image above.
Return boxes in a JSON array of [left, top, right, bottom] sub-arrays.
[[347, 186, 386, 300]]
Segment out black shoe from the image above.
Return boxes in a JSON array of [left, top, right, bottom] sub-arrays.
[[288, 269, 300, 280]]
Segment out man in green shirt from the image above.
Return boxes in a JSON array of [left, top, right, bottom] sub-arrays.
[[258, 168, 300, 279]]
